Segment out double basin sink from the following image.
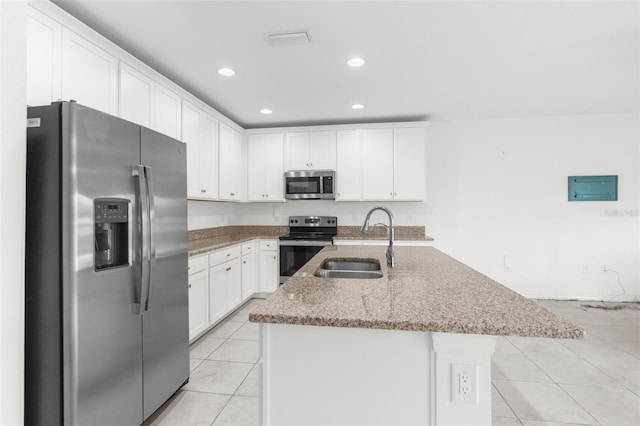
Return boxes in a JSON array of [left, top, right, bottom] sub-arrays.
[[314, 259, 382, 279]]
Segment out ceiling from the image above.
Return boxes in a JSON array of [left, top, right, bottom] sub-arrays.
[[52, 1, 639, 129]]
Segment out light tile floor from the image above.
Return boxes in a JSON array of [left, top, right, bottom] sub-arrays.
[[146, 299, 640, 426]]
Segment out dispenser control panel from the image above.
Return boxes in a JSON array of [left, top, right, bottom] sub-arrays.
[[95, 200, 128, 223]]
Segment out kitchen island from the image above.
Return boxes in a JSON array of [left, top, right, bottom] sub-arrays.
[[249, 245, 584, 426]]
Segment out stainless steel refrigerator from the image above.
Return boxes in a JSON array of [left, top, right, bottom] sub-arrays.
[[25, 101, 189, 425]]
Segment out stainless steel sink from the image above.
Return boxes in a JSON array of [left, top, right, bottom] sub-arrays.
[[315, 259, 382, 279]]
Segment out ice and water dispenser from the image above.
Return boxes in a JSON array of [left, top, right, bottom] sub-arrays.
[[94, 198, 129, 270]]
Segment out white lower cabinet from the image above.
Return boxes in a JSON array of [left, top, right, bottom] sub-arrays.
[[259, 240, 279, 292], [208, 247, 241, 324], [188, 254, 209, 341], [241, 242, 257, 300]]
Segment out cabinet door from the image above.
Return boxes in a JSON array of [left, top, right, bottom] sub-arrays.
[[336, 130, 362, 201], [247, 134, 266, 201], [241, 252, 256, 301], [119, 63, 152, 127], [219, 123, 243, 201], [152, 84, 182, 140], [362, 129, 394, 200], [284, 133, 310, 170], [27, 7, 61, 107], [394, 127, 426, 200], [259, 251, 278, 293], [182, 101, 203, 198], [188, 269, 209, 341], [226, 259, 242, 310], [200, 113, 219, 199], [209, 262, 229, 323], [263, 134, 285, 201], [61, 28, 118, 114], [309, 131, 336, 169]]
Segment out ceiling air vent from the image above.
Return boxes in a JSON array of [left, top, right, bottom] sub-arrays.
[[266, 29, 312, 47]]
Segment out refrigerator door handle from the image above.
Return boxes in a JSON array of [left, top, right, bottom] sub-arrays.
[[134, 165, 150, 315], [144, 166, 156, 311]]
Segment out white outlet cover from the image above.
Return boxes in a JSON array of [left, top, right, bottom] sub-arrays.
[[451, 363, 478, 404]]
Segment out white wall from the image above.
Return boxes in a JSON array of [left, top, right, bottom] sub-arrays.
[[426, 113, 639, 301], [187, 200, 235, 230], [194, 113, 639, 302], [0, 1, 26, 424]]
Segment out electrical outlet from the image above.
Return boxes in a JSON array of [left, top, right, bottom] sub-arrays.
[[451, 364, 478, 404]]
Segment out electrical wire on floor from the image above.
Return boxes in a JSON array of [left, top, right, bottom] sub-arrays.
[[603, 267, 625, 302]]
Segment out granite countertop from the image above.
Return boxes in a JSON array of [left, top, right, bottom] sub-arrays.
[[334, 226, 434, 241], [249, 245, 585, 339], [188, 226, 287, 256], [188, 225, 433, 256]]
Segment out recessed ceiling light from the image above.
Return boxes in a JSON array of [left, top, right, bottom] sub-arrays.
[[347, 57, 365, 67], [260, 108, 273, 115], [218, 67, 235, 76], [351, 104, 365, 110]]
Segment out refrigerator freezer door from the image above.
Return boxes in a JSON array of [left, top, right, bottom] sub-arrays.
[[140, 127, 189, 419], [67, 103, 144, 425]]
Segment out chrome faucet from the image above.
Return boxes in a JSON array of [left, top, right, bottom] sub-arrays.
[[361, 206, 394, 267]]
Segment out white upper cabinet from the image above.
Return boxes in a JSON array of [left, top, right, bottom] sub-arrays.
[[119, 63, 152, 127], [219, 123, 245, 201], [336, 130, 362, 201], [152, 84, 182, 140], [362, 129, 395, 200], [284, 131, 336, 170], [182, 100, 218, 200], [247, 133, 284, 202], [27, 7, 62, 107], [61, 28, 118, 115], [394, 127, 426, 200]]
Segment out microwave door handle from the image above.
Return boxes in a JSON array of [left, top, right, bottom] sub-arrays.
[[144, 166, 155, 311], [134, 165, 149, 315]]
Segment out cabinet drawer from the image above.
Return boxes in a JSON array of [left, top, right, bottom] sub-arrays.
[[260, 240, 277, 251], [242, 242, 255, 256], [209, 245, 241, 266], [188, 254, 208, 275]]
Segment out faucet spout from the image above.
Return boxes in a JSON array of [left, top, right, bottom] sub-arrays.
[[361, 206, 395, 267]]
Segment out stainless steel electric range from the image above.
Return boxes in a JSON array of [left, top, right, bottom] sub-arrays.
[[278, 216, 337, 284]]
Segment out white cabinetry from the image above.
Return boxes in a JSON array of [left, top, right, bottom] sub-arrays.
[[182, 100, 218, 200], [61, 28, 118, 115], [284, 132, 336, 170], [26, 6, 61, 107], [355, 127, 426, 201], [208, 246, 241, 324], [258, 240, 279, 292], [362, 129, 395, 200], [336, 130, 362, 201], [219, 123, 245, 201], [188, 255, 209, 342], [152, 84, 182, 140], [247, 133, 284, 201], [393, 127, 426, 200], [119, 63, 152, 127], [241, 242, 257, 300]]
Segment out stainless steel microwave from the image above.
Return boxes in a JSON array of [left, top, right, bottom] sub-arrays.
[[284, 170, 335, 200]]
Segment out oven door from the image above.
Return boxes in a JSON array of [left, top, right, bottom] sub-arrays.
[[279, 240, 331, 283]]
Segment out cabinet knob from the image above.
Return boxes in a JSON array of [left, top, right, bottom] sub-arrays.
[[226, 267, 231, 272], [273, 255, 276, 259], [230, 192, 235, 196], [390, 192, 393, 196], [200, 189, 206, 193], [243, 260, 246, 264], [227, 253, 231, 257], [188, 283, 192, 288]]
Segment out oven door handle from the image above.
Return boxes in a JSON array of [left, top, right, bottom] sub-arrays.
[[278, 240, 333, 247]]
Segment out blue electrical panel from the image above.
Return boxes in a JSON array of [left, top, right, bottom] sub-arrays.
[[568, 175, 618, 201]]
